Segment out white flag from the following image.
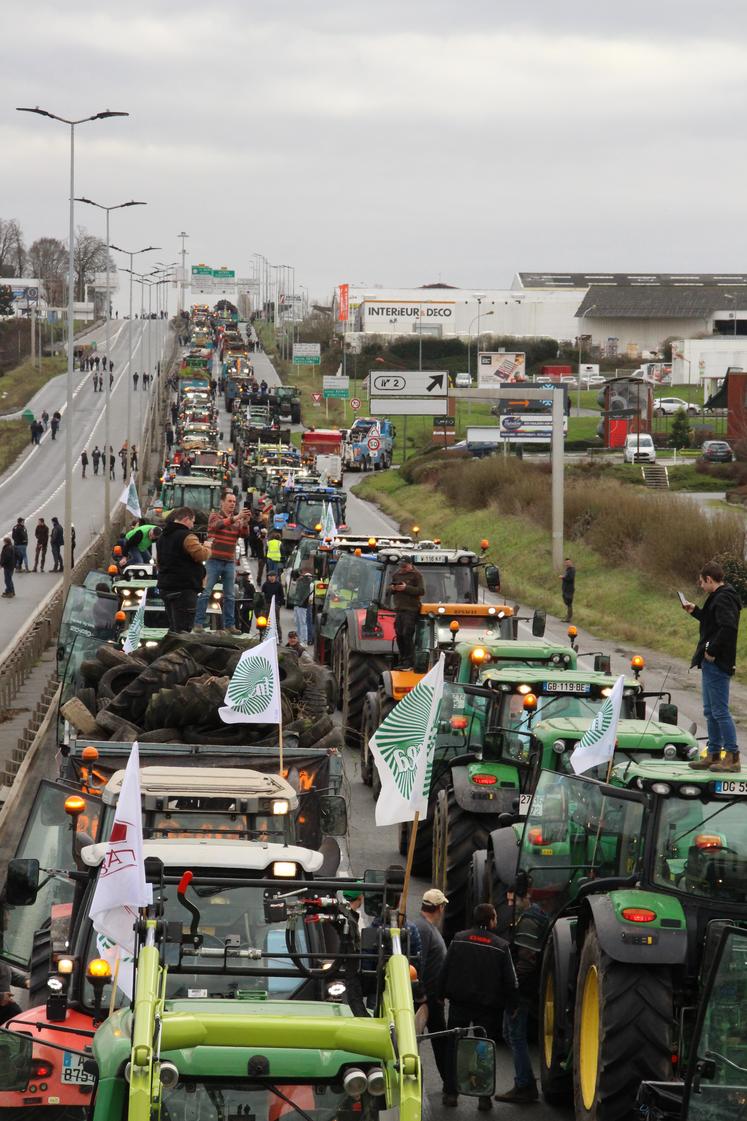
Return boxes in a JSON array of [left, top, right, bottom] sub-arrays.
[[119, 475, 141, 519], [89, 742, 150, 960], [320, 502, 337, 540], [263, 596, 279, 645], [219, 633, 282, 724], [370, 656, 445, 827], [569, 675, 625, 775], [122, 590, 146, 654]]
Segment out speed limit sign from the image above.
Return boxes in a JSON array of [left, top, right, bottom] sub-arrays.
[[367, 436, 381, 452], [350, 397, 361, 410]]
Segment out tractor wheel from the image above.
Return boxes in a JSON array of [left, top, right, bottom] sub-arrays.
[[291, 402, 301, 424], [370, 696, 395, 800], [399, 770, 450, 874], [573, 926, 673, 1121], [465, 849, 489, 920], [359, 692, 380, 786], [433, 788, 491, 942], [539, 941, 573, 1105], [341, 644, 390, 751]]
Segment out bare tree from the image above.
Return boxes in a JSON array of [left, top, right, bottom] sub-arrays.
[[0, 219, 25, 278], [73, 226, 113, 301], [28, 237, 67, 306]]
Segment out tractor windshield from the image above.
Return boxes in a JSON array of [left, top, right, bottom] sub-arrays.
[[146, 1080, 381, 1121], [513, 772, 646, 951], [494, 687, 639, 761], [653, 795, 747, 904]]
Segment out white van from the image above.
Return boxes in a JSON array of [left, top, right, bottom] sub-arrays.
[[623, 433, 656, 463]]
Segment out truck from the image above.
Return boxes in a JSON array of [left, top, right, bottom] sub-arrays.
[[344, 417, 394, 471], [301, 428, 344, 466]]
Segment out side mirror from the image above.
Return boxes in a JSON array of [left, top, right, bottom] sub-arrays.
[[319, 795, 347, 837], [593, 654, 611, 674], [6, 858, 40, 906], [484, 565, 500, 592], [455, 1035, 496, 1098], [531, 608, 546, 637], [658, 702, 678, 726]]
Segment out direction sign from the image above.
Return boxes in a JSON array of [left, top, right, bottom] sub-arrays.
[[367, 436, 381, 452], [293, 343, 321, 366], [369, 371, 447, 396], [323, 388, 349, 399], [323, 375, 349, 390], [350, 397, 361, 410], [370, 397, 449, 417]]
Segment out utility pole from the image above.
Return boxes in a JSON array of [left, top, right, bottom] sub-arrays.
[[177, 231, 189, 316]]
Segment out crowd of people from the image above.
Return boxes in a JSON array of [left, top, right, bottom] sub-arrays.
[[1, 515, 71, 596]]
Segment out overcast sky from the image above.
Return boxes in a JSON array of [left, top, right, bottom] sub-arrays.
[[3, 0, 747, 306]]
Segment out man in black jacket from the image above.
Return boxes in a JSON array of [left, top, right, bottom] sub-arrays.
[[440, 903, 518, 1110], [389, 556, 424, 667], [157, 507, 211, 632], [683, 560, 741, 773]]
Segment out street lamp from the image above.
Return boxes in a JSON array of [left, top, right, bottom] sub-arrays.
[[177, 232, 189, 316], [724, 294, 738, 337], [109, 244, 161, 450], [576, 304, 597, 414], [467, 310, 494, 380], [17, 105, 128, 594], [75, 197, 145, 540]]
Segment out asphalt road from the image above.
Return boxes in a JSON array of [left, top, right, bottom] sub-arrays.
[[0, 318, 170, 653]]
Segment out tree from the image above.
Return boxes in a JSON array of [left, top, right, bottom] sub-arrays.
[[28, 237, 67, 306], [0, 219, 25, 278], [73, 226, 113, 301], [0, 285, 13, 316], [670, 407, 691, 449]]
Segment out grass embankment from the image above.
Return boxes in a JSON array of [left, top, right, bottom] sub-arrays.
[[354, 464, 747, 684], [0, 355, 66, 416], [0, 421, 37, 474]]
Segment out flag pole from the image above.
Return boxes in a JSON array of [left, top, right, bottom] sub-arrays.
[[397, 811, 420, 928], [107, 953, 121, 1016], [279, 709, 284, 774]]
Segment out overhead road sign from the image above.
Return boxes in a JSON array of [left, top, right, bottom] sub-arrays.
[[370, 397, 449, 417], [369, 371, 448, 396]]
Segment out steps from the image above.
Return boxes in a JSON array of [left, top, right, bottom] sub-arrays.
[[642, 464, 669, 489], [0, 651, 59, 793]]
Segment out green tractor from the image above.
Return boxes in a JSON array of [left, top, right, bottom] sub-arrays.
[[471, 761, 747, 1120], [429, 662, 697, 940], [269, 383, 302, 424]]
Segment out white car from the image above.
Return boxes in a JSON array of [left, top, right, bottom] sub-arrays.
[[454, 372, 472, 389], [623, 433, 656, 463], [654, 397, 699, 416]]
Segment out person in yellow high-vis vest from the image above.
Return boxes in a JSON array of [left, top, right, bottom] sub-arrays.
[[266, 533, 283, 576]]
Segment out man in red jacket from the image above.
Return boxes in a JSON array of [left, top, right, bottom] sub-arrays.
[[193, 492, 249, 633]]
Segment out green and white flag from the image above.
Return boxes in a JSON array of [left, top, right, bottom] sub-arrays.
[[569, 674, 625, 774], [264, 596, 279, 645], [320, 501, 337, 540], [119, 474, 141, 519], [122, 590, 146, 654], [219, 633, 281, 725], [370, 655, 445, 827]]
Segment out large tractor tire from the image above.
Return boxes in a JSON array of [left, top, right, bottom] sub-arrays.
[[538, 940, 574, 1105], [432, 788, 491, 942], [290, 402, 301, 424], [341, 646, 390, 751], [359, 692, 380, 786], [573, 926, 673, 1121], [398, 771, 450, 874], [370, 695, 396, 800]]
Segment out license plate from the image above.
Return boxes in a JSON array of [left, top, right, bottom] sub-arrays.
[[62, 1052, 95, 1085], [519, 795, 543, 816], [543, 681, 590, 694], [714, 780, 747, 795]]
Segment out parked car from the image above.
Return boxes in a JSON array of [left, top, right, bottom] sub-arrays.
[[701, 439, 734, 462], [623, 433, 656, 463], [654, 396, 699, 416], [454, 372, 472, 388]]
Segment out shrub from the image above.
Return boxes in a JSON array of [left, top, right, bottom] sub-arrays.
[[715, 552, 747, 606], [670, 408, 691, 449]]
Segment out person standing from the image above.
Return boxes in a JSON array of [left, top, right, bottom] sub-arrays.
[[165, 425, 174, 452], [265, 531, 283, 576], [683, 560, 742, 773], [80, 449, 89, 478], [109, 450, 116, 480], [50, 412, 60, 440], [414, 889, 450, 1097], [560, 557, 575, 623], [92, 446, 101, 476], [260, 572, 286, 639], [133, 371, 139, 390], [33, 518, 49, 572], [1, 538, 15, 598], [130, 445, 138, 472], [193, 492, 249, 633], [11, 518, 29, 572], [71, 525, 76, 567], [50, 518, 64, 572], [389, 556, 424, 668], [157, 506, 211, 632], [440, 903, 518, 1110], [291, 564, 314, 645], [41, 409, 49, 431], [119, 445, 128, 480]]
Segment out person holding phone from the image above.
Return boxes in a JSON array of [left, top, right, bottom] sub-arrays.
[[681, 561, 742, 773], [193, 491, 249, 634], [389, 556, 424, 668]]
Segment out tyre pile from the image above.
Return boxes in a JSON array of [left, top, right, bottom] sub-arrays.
[[67, 632, 341, 750]]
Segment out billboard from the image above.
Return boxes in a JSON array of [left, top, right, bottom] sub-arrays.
[[477, 351, 527, 388]]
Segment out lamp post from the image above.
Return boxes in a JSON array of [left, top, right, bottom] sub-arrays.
[[17, 105, 128, 594], [75, 197, 145, 540], [724, 294, 738, 337], [576, 304, 597, 414], [110, 245, 161, 450], [177, 231, 189, 316], [467, 310, 494, 380]]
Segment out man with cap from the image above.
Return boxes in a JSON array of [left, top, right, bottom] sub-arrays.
[[388, 555, 424, 668], [414, 889, 450, 1097]]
